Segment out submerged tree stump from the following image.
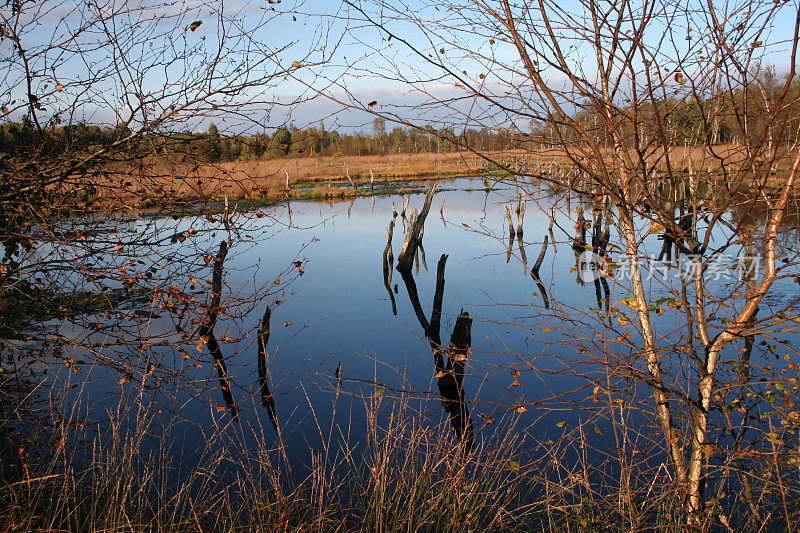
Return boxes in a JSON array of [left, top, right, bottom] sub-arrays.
[[396, 184, 437, 274]]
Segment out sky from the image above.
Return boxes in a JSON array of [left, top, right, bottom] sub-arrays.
[[2, 0, 799, 135]]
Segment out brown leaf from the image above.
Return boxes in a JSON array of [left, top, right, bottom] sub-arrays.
[[368, 100, 378, 108], [190, 21, 202, 31]]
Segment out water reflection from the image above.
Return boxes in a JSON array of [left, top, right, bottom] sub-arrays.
[[591, 204, 611, 313], [257, 305, 278, 430], [390, 185, 475, 452], [382, 218, 397, 316], [198, 241, 239, 420], [398, 255, 475, 453], [530, 236, 550, 309]]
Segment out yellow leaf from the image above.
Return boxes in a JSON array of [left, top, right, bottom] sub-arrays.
[[619, 297, 640, 312], [55, 84, 63, 93], [292, 60, 302, 68], [675, 72, 685, 84]]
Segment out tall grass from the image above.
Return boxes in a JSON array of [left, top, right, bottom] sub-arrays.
[[0, 387, 549, 532]]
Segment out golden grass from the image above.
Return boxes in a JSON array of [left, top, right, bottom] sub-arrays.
[[84, 144, 795, 211]]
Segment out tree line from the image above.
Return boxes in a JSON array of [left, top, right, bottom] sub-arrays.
[[2, 70, 798, 168]]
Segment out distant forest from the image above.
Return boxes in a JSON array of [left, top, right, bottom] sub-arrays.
[[1, 72, 797, 163]]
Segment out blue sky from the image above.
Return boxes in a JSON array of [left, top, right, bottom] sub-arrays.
[[4, 0, 799, 135]]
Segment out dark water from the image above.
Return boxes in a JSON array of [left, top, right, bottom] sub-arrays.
[[29, 177, 800, 475]]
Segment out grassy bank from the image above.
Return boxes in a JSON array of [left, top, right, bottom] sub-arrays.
[[0, 389, 697, 532], [0, 394, 552, 532]]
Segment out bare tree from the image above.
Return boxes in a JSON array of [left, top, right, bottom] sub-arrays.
[[340, 0, 800, 528], [0, 0, 328, 447]]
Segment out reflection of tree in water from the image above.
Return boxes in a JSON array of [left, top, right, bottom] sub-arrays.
[[399, 256, 474, 454], [198, 241, 239, 420], [508, 194, 550, 309], [200, 240, 278, 429], [257, 305, 278, 430], [572, 205, 588, 286], [591, 204, 611, 313], [382, 217, 397, 316], [386, 185, 475, 453]]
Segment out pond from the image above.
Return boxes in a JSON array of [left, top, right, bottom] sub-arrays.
[[8, 175, 800, 493]]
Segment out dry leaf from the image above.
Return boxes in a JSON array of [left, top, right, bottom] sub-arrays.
[[368, 100, 378, 108], [190, 21, 202, 31]]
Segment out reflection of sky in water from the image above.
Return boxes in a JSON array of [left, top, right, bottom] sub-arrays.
[[37, 177, 800, 469]]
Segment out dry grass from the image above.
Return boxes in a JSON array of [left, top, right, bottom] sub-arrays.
[[78, 144, 795, 212], [96, 151, 499, 209], [0, 388, 545, 532]]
